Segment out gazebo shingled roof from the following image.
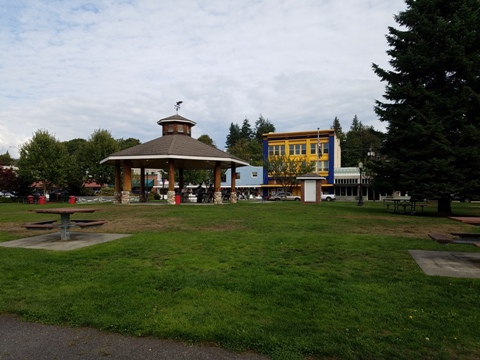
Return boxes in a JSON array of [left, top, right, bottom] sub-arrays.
[[100, 134, 249, 169]]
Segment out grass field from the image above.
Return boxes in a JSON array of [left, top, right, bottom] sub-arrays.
[[1, 201, 480, 359]]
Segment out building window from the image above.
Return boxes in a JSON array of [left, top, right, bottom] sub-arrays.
[[323, 143, 329, 154], [236, 172, 241, 179], [252, 172, 258, 178], [177, 125, 184, 133], [289, 144, 306, 155], [316, 161, 328, 171], [168, 124, 174, 133], [268, 145, 285, 156]]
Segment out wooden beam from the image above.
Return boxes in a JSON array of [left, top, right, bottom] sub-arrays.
[[168, 161, 175, 191], [123, 161, 132, 191]]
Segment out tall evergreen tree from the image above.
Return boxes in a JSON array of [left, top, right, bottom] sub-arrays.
[[226, 115, 276, 165], [226, 123, 242, 148], [372, 0, 480, 216], [254, 115, 275, 142], [341, 115, 384, 167], [332, 116, 344, 141], [240, 118, 253, 140]]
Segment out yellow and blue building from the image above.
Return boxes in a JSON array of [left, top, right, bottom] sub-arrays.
[[262, 129, 340, 197]]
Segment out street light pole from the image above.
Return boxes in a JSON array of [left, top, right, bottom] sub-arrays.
[[357, 162, 364, 206]]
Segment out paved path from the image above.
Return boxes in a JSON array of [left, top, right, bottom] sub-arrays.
[[0, 315, 268, 360]]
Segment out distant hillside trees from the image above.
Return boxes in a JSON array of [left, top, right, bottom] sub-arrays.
[[226, 115, 275, 165], [340, 115, 384, 168]]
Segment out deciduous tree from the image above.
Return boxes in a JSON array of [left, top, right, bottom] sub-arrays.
[[264, 155, 315, 196], [17, 129, 69, 194], [80, 129, 120, 187]]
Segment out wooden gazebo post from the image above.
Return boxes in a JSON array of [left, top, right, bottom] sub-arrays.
[[139, 167, 146, 202], [122, 160, 132, 204], [167, 160, 175, 205], [230, 163, 237, 204], [114, 162, 121, 204], [214, 161, 222, 204]]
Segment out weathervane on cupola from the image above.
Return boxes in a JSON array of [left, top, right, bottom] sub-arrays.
[[174, 101, 182, 114]]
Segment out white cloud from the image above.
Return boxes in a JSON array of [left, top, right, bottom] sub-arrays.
[[0, 0, 404, 155]]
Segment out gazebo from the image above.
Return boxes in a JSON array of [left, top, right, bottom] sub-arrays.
[[100, 114, 250, 204]]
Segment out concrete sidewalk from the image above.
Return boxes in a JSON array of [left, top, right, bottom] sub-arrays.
[[0, 232, 130, 251], [0, 315, 268, 360], [409, 249, 480, 278]]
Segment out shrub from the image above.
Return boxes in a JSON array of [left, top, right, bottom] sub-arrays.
[[99, 187, 115, 196]]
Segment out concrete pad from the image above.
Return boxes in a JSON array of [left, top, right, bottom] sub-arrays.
[[0, 232, 130, 251], [409, 250, 480, 278]]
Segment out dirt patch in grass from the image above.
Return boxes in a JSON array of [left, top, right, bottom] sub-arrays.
[[0, 222, 55, 240], [340, 215, 467, 239], [0, 216, 249, 241], [82, 217, 247, 234]]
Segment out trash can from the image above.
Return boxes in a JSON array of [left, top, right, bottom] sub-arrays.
[[27, 195, 34, 204], [69, 196, 76, 204], [175, 194, 181, 205], [38, 195, 46, 205]]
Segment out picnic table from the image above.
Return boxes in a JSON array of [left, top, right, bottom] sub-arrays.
[[383, 197, 428, 214], [24, 208, 106, 240]]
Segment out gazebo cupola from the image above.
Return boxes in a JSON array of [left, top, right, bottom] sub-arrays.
[[157, 115, 197, 137]]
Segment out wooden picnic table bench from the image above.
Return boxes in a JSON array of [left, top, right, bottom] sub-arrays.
[[23, 220, 58, 230], [450, 232, 480, 239], [429, 232, 480, 247], [72, 220, 107, 228], [24, 208, 106, 240], [428, 232, 453, 244], [449, 217, 480, 226]]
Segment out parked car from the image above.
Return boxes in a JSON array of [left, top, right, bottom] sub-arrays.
[[0, 191, 14, 198], [321, 193, 336, 201], [268, 192, 301, 201], [451, 194, 480, 203]]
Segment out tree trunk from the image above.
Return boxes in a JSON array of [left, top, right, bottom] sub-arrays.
[[437, 197, 452, 217]]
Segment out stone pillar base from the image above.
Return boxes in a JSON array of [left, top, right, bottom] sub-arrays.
[[214, 191, 222, 204], [114, 191, 122, 204], [121, 191, 130, 205], [167, 191, 176, 205], [229, 192, 237, 204]]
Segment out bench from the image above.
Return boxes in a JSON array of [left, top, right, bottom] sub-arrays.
[[383, 200, 395, 211], [24, 219, 106, 230], [23, 220, 57, 230], [71, 220, 107, 228], [429, 232, 480, 247], [450, 232, 480, 239], [415, 203, 428, 212]]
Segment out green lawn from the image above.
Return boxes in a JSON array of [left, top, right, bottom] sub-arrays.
[[1, 201, 480, 359]]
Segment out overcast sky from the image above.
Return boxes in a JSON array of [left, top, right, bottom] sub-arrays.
[[0, 0, 406, 157]]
